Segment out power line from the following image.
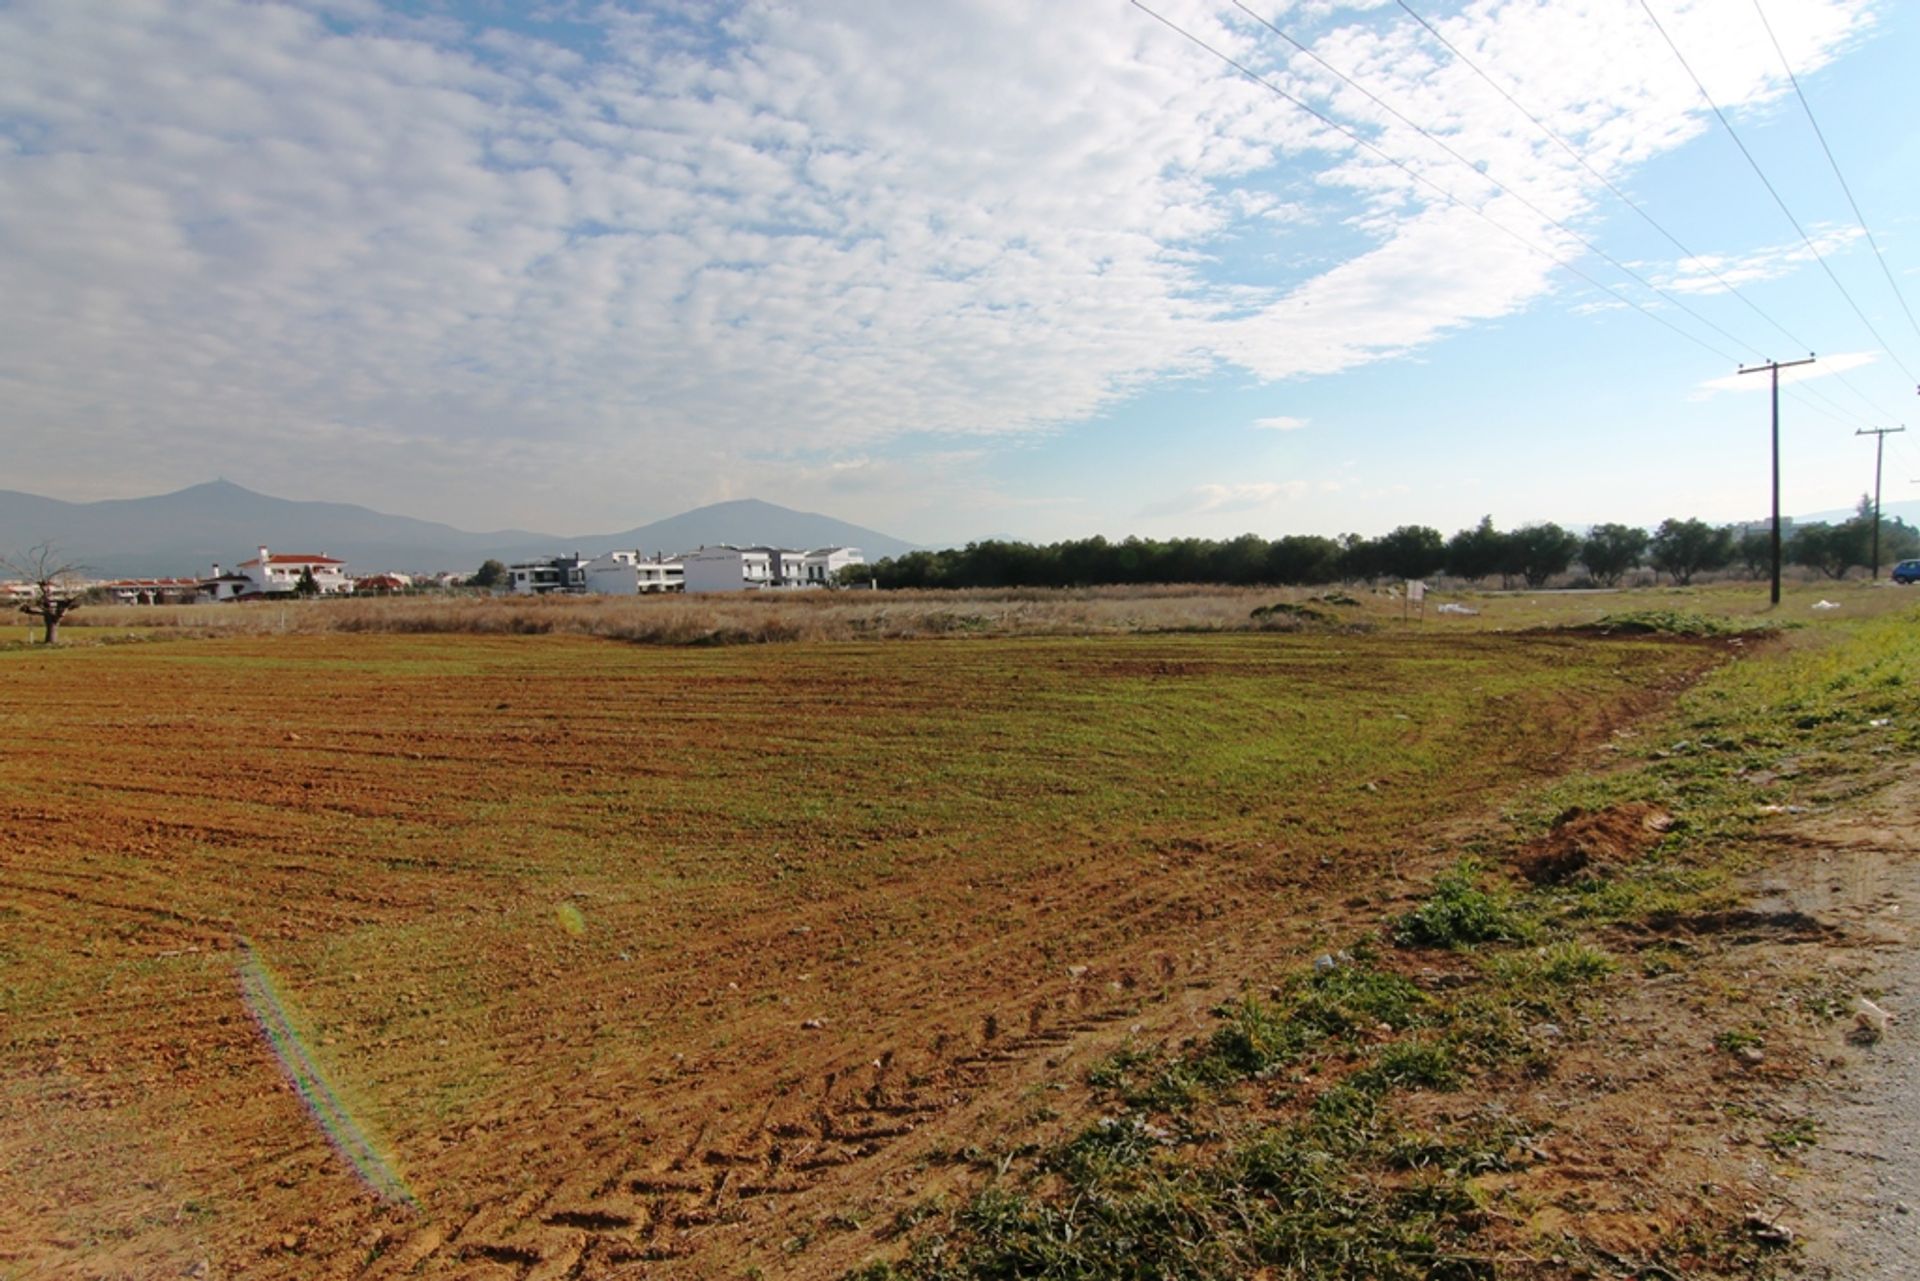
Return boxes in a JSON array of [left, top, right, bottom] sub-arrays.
[[1128, 0, 1748, 366], [1240, 0, 1901, 429], [1636, 0, 1920, 388], [1782, 381, 1876, 432], [1390, 3, 1799, 351], [1751, 0, 1920, 355], [1134, 1, 1894, 444], [1391, 0, 1899, 427], [1228, 0, 1776, 369]]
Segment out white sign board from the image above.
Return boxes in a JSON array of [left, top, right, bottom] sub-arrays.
[[1406, 580, 1426, 602]]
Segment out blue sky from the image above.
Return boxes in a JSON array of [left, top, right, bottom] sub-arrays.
[[3, 0, 1917, 544]]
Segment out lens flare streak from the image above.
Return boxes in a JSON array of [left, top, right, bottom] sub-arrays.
[[236, 943, 415, 1207]]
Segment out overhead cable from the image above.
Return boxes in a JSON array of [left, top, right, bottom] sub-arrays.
[[1750, 0, 1920, 354], [1637, 0, 1919, 388], [1128, 0, 1747, 367], [1230, 0, 1770, 365], [1392, 0, 1898, 427]]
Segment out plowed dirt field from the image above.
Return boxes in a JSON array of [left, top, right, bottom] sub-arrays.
[[0, 630, 1720, 1279]]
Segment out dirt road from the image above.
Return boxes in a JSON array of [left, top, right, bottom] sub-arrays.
[[1783, 772, 1920, 1278]]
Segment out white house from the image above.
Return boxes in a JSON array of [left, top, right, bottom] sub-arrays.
[[582, 551, 683, 594], [681, 546, 775, 593], [680, 545, 863, 593], [206, 548, 352, 600], [797, 547, 864, 585]]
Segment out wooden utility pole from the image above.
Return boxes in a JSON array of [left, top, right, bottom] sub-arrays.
[[1738, 355, 1816, 606], [1856, 426, 1906, 578]]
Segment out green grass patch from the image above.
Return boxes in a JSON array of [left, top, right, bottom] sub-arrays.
[[855, 605, 1920, 1281], [1392, 861, 1537, 949], [1587, 609, 1775, 637], [867, 952, 1519, 1280]]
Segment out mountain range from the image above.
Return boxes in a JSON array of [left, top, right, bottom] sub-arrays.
[[0, 481, 921, 578], [5, 481, 1915, 581]]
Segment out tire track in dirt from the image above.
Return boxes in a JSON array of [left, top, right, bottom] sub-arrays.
[[0, 631, 1727, 1279], [334, 836, 1424, 1280]]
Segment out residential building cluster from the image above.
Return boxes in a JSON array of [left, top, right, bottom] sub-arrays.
[[506, 545, 863, 595], [4, 542, 865, 603]]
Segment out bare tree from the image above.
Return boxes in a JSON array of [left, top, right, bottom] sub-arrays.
[[4, 542, 89, 644]]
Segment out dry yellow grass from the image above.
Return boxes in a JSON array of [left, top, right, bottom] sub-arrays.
[[67, 584, 1352, 644], [58, 577, 1916, 647]]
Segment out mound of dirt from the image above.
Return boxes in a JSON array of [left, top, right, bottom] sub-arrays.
[[1514, 802, 1673, 885]]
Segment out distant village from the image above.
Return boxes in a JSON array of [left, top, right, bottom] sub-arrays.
[[1, 543, 866, 605]]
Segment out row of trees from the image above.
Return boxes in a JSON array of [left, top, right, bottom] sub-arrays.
[[851, 502, 1919, 591]]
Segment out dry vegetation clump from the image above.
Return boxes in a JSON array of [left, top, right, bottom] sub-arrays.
[[65, 581, 1915, 649], [75, 585, 1377, 645]]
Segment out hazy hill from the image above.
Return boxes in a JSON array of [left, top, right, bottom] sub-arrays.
[[593, 498, 917, 561], [0, 481, 918, 578], [1795, 499, 1920, 528]]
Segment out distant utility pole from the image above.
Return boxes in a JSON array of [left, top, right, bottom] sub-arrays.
[[1739, 355, 1816, 606], [1856, 426, 1906, 579]]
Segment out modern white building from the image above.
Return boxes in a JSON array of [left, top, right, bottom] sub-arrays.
[[798, 547, 864, 585], [583, 550, 684, 594], [680, 545, 863, 593], [506, 555, 587, 595], [682, 546, 774, 594]]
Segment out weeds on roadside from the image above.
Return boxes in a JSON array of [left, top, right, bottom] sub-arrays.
[[1391, 861, 1536, 949], [1587, 610, 1775, 638], [853, 950, 1517, 1281], [850, 609, 1920, 1280]]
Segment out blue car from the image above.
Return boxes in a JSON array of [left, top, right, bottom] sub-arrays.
[[1894, 559, 1920, 584]]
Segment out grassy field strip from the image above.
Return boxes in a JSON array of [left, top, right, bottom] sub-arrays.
[[841, 606, 1920, 1280]]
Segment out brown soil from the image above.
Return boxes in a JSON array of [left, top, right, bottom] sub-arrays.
[[0, 630, 1730, 1280], [1512, 802, 1674, 886], [1465, 768, 1920, 1279]]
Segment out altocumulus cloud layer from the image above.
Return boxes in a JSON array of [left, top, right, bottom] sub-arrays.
[[0, 0, 1870, 530]]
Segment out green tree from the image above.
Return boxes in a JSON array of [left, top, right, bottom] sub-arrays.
[[1336, 534, 1386, 584], [1444, 516, 1506, 583], [1267, 534, 1341, 585], [1648, 518, 1733, 585], [832, 561, 874, 588], [1734, 527, 1772, 579], [1883, 517, 1920, 564], [1848, 494, 1920, 576], [1218, 533, 1272, 586], [1579, 523, 1649, 587], [295, 565, 321, 597], [1787, 521, 1869, 580], [1510, 522, 1580, 588], [1376, 524, 1447, 581], [468, 558, 507, 589]]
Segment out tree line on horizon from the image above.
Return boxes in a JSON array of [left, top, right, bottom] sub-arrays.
[[847, 501, 1920, 591]]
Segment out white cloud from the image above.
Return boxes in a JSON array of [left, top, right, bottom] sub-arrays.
[[1694, 349, 1879, 394], [1140, 480, 1313, 518], [1657, 226, 1866, 295], [1253, 415, 1311, 430], [0, 0, 1879, 528]]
